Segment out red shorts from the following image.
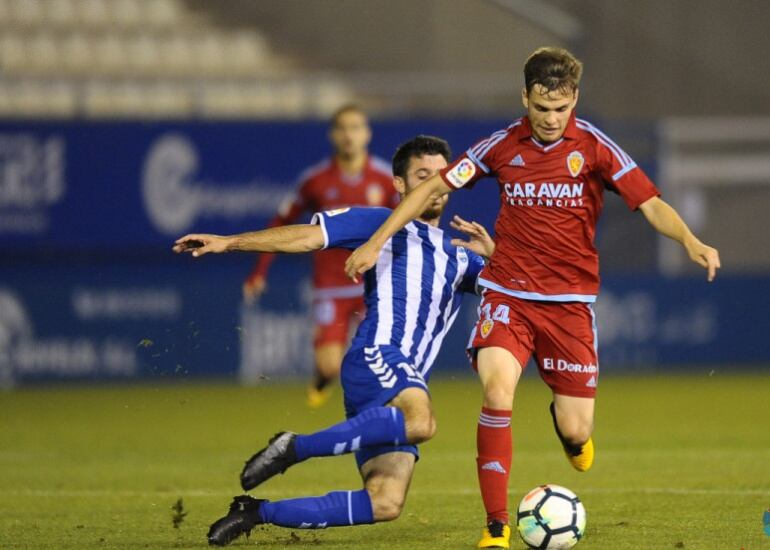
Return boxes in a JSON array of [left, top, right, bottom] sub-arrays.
[[312, 295, 365, 348], [469, 291, 598, 398]]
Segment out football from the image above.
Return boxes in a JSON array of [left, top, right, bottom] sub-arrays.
[[516, 484, 586, 549]]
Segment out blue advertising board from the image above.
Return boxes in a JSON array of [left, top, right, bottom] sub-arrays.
[[0, 120, 766, 384], [0, 120, 507, 250], [1, 259, 767, 385]]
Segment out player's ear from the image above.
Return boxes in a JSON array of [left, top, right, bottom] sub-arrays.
[[392, 176, 406, 195], [521, 87, 529, 109], [572, 88, 580, 108]]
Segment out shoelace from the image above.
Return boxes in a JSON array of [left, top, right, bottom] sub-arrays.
[[487, 521, 506, 537]]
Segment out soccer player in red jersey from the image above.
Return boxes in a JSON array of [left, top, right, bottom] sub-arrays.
[[243, 105, 398, 407], [344, 47, 720, 548]]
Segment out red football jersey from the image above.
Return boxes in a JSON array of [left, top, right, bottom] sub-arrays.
[[440, 114, 660, 302], [247, 155, 398, 294]]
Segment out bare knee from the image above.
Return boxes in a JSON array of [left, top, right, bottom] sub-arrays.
[[552, 396, 595, 446], [558, 418, 593, 446], [482, 384, 514, 409], [314, 344, 343, 378], [405, 410, 436, 444], [480, 370, 515, 408], [367, 481, 407, 522], [477, 347, 520, 409], [391, 388, 436, 444]]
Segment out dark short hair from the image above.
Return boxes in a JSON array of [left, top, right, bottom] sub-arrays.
[[524, 47, 583, 95], [330, 104, 367, 128], [392, 135, 452, 179]]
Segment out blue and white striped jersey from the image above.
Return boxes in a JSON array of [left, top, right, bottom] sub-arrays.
[[312, 207, 484, 378]]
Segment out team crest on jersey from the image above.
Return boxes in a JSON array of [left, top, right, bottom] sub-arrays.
[[366, 184, 385, 205], [567, 151, 584, 177], [446, 159, 476, 187], [480, 319, 494, 339], [325, 207, 350, 217]]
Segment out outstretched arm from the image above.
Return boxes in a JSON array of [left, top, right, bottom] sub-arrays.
[[243, 188, 311, 302], [638, 196, 721, 281], [344, 174, 453, 281], [173, 224, 324, 258]]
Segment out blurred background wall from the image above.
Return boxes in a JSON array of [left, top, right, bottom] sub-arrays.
[[4, 0, 770, 118], [0, 0, 768, 385], [192, 0, 770, 118]]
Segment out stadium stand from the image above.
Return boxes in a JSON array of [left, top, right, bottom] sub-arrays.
[[0, 0, 353, 118]]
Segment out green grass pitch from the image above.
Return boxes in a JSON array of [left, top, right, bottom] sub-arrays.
[[1, 372, 768, 549]]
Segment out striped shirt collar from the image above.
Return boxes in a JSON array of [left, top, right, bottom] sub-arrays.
[[411, 218, 444, 235]]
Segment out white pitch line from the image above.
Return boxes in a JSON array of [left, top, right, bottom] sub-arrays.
[[422, 487, 770, 497], [566, 487, 770, 496], [430, 487, 770, 497], [429, 449, 770, 461], [0, 487, 768, 498], [0, 489, 237, 498]]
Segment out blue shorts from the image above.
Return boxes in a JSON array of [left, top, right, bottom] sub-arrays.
[[341, 344, 429, 468]]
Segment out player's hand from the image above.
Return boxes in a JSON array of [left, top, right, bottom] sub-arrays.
[[345, 241, 380, 283], [243, 276, 267, 304], [450, 215, 496, 259], [684, 236, 721, 282], [173, 234, 230, 257]]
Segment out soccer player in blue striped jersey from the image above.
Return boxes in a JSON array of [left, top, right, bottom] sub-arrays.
[[173, 135, 495, 546]]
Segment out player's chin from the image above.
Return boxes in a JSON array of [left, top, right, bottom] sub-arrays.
[[421, 205, 444, 221], [537, 127, 562, 142]]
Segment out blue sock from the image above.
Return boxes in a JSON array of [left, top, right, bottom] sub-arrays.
[[293, 406, 407, 461], [260, 489, 374, 528]]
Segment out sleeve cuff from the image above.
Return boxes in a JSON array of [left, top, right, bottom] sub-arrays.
[[310, 213, 330, 249]]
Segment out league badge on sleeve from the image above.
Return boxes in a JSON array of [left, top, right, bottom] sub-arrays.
[[446, 158, 477, 187], [567, 151, 585, 178]]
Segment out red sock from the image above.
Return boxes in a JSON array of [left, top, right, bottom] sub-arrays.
[[476, 407, 512, 524]]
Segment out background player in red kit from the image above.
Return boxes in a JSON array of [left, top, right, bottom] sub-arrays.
[[344, 47, 721, 548], [243, 105, 398, 407]]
